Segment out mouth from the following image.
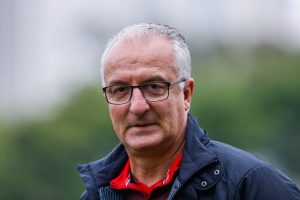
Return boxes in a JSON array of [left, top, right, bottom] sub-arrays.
[[127, 122, 158, 131], [130, 123, 156, 128]]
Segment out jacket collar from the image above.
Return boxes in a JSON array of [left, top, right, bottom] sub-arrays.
[[77, 114, 219, 192], [77, 143, 128, 190], [178, 114, 218, 183]]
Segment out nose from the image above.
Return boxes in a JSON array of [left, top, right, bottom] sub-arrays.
[[129, 87, 150, 114]]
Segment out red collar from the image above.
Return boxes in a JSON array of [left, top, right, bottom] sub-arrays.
[[110, 153, 182, 197]]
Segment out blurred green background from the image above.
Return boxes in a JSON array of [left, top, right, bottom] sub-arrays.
[[1, 46, 299, 199], [1, 0, 300, 199]]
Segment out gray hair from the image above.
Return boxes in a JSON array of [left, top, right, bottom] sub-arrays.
[[100, 23, 191, 86]]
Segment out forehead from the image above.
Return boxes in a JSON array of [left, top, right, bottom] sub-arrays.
[[103, 36, 177, 85]]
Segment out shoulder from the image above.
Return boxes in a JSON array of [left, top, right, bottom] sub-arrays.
[[206, 140, 276, 181], [206, 140, 300, 199], [76, 144, 128, 199], [238, 164, 300, 199], [207, 140, 266, 173]]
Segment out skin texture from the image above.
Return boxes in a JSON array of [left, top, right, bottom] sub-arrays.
[[103, 35, 194, 186]]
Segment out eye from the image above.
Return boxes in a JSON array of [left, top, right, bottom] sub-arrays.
[[143, 82, 167, 95], [107, 85, 130, 96]]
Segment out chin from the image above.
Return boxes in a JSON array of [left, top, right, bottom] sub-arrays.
[[125, 135, 165, 153]]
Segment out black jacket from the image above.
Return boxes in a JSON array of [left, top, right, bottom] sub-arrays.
[[77, 114, 300, 199]]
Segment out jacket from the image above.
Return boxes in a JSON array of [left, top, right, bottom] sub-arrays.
[[77, 114, 300, 199]]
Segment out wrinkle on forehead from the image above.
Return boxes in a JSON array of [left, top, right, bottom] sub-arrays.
[[106, 66, 176, 85], [103, 36, 177, 85]]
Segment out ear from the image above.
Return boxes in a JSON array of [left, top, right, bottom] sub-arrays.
[[183, 78, 194, 112]]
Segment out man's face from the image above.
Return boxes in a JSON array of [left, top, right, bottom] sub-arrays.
[[103, 36, 193, 155]]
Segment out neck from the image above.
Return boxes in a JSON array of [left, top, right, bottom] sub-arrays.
[[128, 139, 185, 186]]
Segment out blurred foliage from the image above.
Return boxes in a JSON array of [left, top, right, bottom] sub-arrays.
[[0, 46, 299, 199]]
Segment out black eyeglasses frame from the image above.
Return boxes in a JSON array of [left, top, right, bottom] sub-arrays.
[[102, 78, 187, 105]]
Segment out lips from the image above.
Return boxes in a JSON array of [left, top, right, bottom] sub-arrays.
[[129, 122, 156, 128], [126, 120, 159, 131]]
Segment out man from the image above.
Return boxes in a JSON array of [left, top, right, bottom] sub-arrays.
[[77, 23, 300, 200]]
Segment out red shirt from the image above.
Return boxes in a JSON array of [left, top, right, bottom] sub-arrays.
[[110, 153, 182, 200]]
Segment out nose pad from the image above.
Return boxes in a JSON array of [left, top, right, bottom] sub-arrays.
[[129, 88, 150, 114]]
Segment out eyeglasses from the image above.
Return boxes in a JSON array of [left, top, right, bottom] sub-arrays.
[[102, 78, 186, 105]]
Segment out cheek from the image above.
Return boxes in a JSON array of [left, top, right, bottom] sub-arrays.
[[166, 95, 185, 123], [109, 106, 127, 131], [167, 92, 185, 112], [158, 96, 184, 126]]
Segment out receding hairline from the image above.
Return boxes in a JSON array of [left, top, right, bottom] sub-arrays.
[[100, 23, 192, 87], [102, 33, 176, 70]]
